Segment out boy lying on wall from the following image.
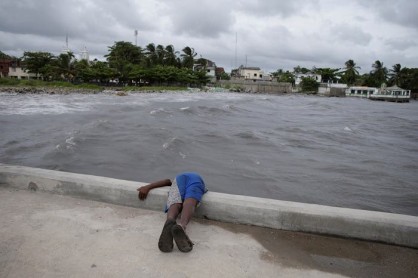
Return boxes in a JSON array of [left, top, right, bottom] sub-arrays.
[[137, 172, 207, 252]]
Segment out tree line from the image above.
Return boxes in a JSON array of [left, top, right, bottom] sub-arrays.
[[1, 42, 212, 86], [273, 59, 418, 92], [1, 45, 417, 91]]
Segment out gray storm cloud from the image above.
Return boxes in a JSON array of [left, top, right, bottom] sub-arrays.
[[0, 0, 417, 72]]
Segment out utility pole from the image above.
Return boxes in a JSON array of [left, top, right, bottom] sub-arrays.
[[235, 32, 237, 69], [134, 30, 138, 46]]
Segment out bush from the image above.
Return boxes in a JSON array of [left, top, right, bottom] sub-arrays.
[[20, 79, 42, 87], [300, 77, 319, 92], [0, 78, 21, 86]]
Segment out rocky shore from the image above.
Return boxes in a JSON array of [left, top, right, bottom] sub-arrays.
[[0, 86, 229, 95], [0, 86, 189, 95], [0, 86, 102, 95], [0, 86, 309, 95]]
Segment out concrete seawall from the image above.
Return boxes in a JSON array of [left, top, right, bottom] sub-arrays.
[[1, 164, 417, 248], [218, 80, 292, 93]]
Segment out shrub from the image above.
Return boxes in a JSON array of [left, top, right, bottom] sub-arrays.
[[300, 77, 319, 92]]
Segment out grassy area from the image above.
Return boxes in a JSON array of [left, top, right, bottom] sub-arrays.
[[0, 78, 188, 92], [0, 78, 102, 90]]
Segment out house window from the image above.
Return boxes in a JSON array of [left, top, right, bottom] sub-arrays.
[[351, 89, 355, 94], [254, 73, 257, 77], [260, 74, 263, 78], [207, 69, 210, 73]]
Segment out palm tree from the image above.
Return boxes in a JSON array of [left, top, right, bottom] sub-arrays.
[[156, 45, 165, 65], [341, 59, 360, 85], [181, 46, 197, 69], [389, 63, 402, 86], [313, 67, 340, 83], [164, 45, 179, 67], [145, 43, 157, 67], [371, 60, 388, 87]]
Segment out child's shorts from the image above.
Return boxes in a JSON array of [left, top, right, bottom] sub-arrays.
[[165, 172, 206, 212]]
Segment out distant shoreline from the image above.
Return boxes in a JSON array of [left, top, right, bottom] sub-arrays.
[[0, 86, 190, 95], [0, 85, 316, 96]]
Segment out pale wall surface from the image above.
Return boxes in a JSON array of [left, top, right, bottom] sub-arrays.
[[0, 164, 417, 248], [1, 188, 417, 278]]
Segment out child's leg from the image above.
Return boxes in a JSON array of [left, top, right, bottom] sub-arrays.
[[167, 203, 182, 221], [179, 198, 198, 230]]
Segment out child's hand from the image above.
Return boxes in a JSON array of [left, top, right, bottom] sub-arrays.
[[137, 186, 150, 200]]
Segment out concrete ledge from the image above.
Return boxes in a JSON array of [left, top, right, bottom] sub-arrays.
[[1, 164, 417, 248]]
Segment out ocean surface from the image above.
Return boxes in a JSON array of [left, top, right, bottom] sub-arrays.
[[1, 91, 417, 216]]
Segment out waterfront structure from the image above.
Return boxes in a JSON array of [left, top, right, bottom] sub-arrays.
[[346, 86, 378, 98], [369, 85, 411, 103], [318, 83, 348, 96], [345, 85, 411, 102]]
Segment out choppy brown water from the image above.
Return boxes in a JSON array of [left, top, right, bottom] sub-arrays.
[[1, 91, 417, 216]]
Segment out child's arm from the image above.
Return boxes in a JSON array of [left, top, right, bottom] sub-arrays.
[[137, 179, 172, 200]]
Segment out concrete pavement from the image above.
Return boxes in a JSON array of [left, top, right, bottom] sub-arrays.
[[1, 188, 417, 278], [1, 164, 417, 248]]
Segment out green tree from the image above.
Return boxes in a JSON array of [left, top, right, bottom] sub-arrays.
[[398, 67, 418, 92], [341, 59, 360, 85], [56, 52, 75, 81], [388, 64, 402, 86], [313, 67, 340, 83], [144, 43, 157, 67], [277, 71, 295, 84], [156, 44, 166, 65], [370, 60, 388, 87], [164, 45, 179, 67], [300, 77, 319, 92], [271, 68, 283, 78], [293, 66, 309, 74], [181, 46, 197, 69], [22, 51, 54, 79], [105, 41, 142, 83], [73, 59, 93, 83], [0, 51, 12, 59], [90, 61, 117, 84], [217, 72, 230, 80]]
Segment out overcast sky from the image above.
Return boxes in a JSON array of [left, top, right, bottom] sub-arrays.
[[1, 0, 417, 73]]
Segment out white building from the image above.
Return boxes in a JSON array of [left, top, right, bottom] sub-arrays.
[[237, 66, 266, 80], [346, 86, 378, 98], [193, 59, 217, 82], [318, 83, 348, 95], [8, 66, 37, 79], [80, 46, 89, 61], [369, 85, 411, 102], [294, 73, 322, 85]]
